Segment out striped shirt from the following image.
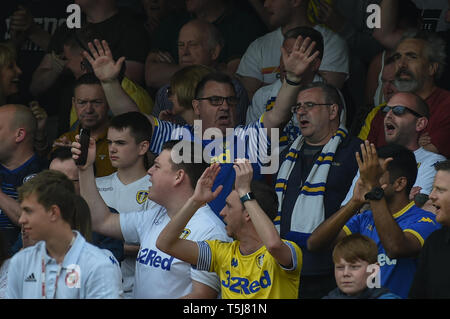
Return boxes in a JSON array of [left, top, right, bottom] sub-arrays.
[[148, 116, 271, 216]]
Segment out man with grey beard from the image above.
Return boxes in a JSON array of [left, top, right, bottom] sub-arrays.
[[364, 31, 450, 159]]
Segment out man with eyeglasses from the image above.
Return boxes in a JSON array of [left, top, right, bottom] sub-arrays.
[[81, 35, 321, 217], [273, 81, 362, 298], [342, 92, 446, 211]]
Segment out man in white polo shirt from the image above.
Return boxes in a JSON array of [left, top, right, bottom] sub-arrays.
[[6, 170, 122, 299]]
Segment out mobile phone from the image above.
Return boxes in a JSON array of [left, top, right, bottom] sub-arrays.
[[75, 128, 90, 166]]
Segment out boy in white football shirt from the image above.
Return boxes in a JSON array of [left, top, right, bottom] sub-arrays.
[[95, 111, 159, 298]]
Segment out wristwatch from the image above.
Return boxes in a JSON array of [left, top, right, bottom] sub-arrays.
[[240, 192, 256, 204], [364, 187, 384, 201]]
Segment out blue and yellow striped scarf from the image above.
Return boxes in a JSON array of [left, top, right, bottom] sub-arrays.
[[274, 125, 348, 242]]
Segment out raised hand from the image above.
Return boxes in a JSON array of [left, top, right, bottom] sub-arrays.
[[356, 140, 392, 189], [192, 163, 223, 205], [83, 39, 126, 82], [233, 159, 253, 196], [281, 35, 320, 81], [9, 6, 34, 38], [351, 177, 370, 205]]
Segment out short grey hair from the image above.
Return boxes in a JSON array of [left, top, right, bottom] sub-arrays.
[[184, 19, 225, 51], [299, 82, 344, 116], [397, 30, 447, 80]]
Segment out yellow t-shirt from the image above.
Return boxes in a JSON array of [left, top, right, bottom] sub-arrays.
[[358, 103, 385, 141], [53, 126, 116, 177], [69, 77, 154, 128], [202, 240, 302, 299]]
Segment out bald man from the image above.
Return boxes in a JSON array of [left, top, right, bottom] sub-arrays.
[[0, 104, 47, 251]]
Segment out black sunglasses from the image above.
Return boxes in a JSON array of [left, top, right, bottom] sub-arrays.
[[382, 105, 424, 118], [195, 96, 239, 106]]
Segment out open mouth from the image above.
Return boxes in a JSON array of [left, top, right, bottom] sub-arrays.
[[396, 69, 414, 80], [433, 204, 441, 213], [385, 122, 396, 134], [217, 114, 230, 123], [299, 119, 310, 128]]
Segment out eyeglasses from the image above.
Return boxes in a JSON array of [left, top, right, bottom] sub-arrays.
[[291, 102, 333, 113], [195, 96, 239, 107], [382, 105, 424, 118]]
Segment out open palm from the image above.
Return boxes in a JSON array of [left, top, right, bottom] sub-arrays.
[[281, 35, 320, 78], [192, 163, 223, 204]]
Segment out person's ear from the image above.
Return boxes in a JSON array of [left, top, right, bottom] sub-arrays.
[[416, 117, 428, 132], [174, 169, 185, 186], [210, 44, 221, 62], [139, 140, 150, 155], [329, 103, 339, 121], [48, 204, 61, 222], [14, 127, 28, 143], [192, 99, 201, 117], [428, 62, 438, 77], [393, 176, 408, 192], [243, 209, 251, 222]]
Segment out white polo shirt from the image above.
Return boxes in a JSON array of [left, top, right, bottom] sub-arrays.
[[6, 231, 123, 299], [96, 172, 158, 297], [120, 205, 231, 299]]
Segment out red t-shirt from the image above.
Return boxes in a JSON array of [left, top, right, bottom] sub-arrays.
[[366, 87, 450, 158]]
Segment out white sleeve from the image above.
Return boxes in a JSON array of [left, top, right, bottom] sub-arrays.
[[5, 256, 22, 299], [414, 154, 447, 195], [84, 259, 123, 299], [341, 170, 360, 207], [318, 27, 350, 75], [119, 211, 145, 245], [236, 38, 264, 81], [246, 85, 268, 125]]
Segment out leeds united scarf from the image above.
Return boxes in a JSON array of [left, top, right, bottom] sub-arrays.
[[274, 125, 348, 246]]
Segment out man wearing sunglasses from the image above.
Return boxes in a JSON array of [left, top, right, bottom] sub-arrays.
[[363, 31, 450, 159], [342, 92, 446, 210]]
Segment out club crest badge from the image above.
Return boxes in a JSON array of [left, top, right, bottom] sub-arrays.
[[65, 264, 81, 288], [179, 228, 191, 239], [256, 254, 265, 268], [136, 190, 149, 204]]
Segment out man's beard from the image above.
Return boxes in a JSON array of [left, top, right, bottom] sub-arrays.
[[394, 68, 423, 92]]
